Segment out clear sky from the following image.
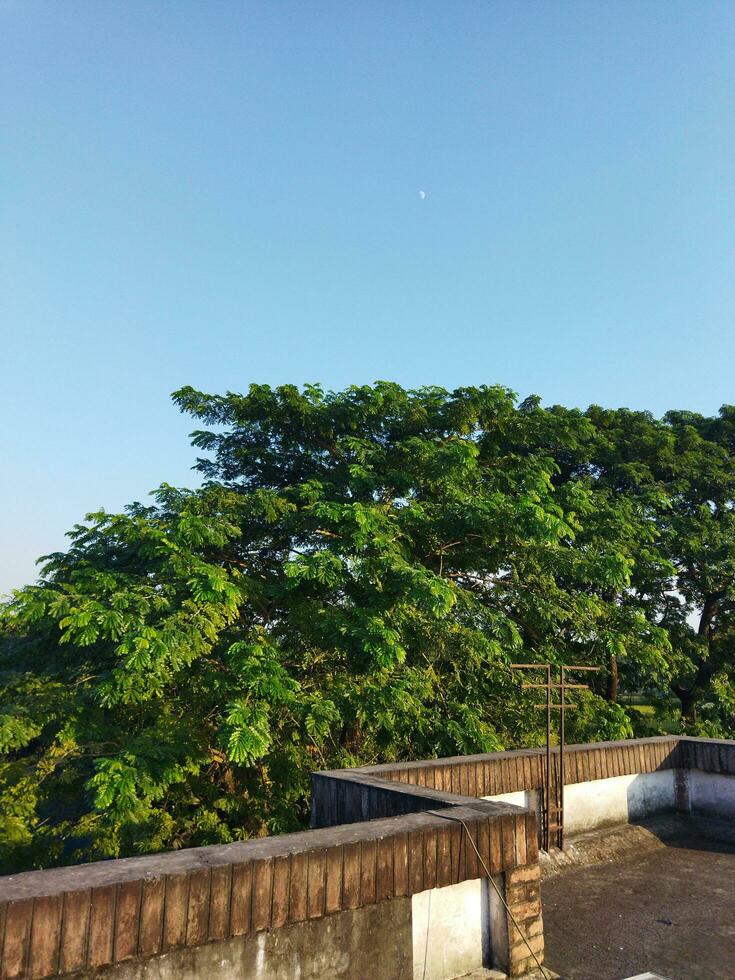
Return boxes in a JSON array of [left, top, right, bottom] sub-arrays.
[[2, 1, 734, 594]]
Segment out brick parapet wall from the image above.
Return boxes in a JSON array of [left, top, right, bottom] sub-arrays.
[[0, 805, 537, 980], [311, 736, 735, 859], [678, 735, 735, 774], [310, 768, 517, 828], [504, 863, 544, 978], [4, 736, 733, 979], [358, 735, 685, 797], [323, 736, 735, 805], [311, 737, 688, 830]]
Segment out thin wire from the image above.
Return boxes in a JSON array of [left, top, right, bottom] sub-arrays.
[[433, 811, 550, 978]]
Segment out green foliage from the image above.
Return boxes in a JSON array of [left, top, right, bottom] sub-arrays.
[[1, 382, 734, 872]]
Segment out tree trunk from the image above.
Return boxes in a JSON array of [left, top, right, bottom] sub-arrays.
[[606, 653, 619, 702], [674, 685, 697, 722], [698, 595, 718, 638], [671, 594, 719, 722]]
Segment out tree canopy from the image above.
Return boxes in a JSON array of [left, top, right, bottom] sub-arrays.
[[2, 382, 734, 872]]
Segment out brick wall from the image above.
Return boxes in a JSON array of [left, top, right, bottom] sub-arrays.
[[359, 735, 685, 797], [309, 768, 517, 828], [5, 736, 733, 979], [0, 805, 541, 979], [504, 862, 544, 977], [312, 736, 735, 835]]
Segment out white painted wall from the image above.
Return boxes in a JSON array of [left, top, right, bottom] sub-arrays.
[[485, 789, 541, 832], [689, 770, 735, 818], [483, 771, 677, 835], [562, 771, 676, 832], [485, 789, 538, 812], [411, 878, 490, 980]]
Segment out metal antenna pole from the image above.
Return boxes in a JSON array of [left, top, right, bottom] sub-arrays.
[[559, 666, 565, 850], [511, 663, 551, 852], [545, 663, 551, 851], [512, 662, 600, 852]]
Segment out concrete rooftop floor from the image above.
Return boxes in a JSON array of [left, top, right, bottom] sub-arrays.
[[541, 834, 735, 980]]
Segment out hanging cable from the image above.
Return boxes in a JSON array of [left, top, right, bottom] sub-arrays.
[[432, 811, 550, 978]]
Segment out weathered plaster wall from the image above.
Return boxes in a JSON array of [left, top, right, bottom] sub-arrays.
[[484, 772, 677, 834], [688, 770, 735, 819], [61, 901, 413, 980], [482, 791, 540, 831], [24, 735, 735, 980], [483, 790, 537, 812], [0, 804, 542, 980], [562, 770, 676, 833], [411, 878, 490, 980]]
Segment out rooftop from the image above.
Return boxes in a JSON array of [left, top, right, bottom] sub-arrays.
[[542, 826, 735, 980], [2, 735, 734, 980]]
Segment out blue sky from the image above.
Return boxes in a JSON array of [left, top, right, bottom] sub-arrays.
[[2, 1, 734, 594]]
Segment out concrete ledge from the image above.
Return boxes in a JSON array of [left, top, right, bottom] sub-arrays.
[[310, 768, 522, 828], [539, 818, 677, 878], [539, 813, 735, 879], [0, 805, 541, 979], [6, 736, 735, 980], [312, 737, 688, 834], [314, 736, 735, 849]]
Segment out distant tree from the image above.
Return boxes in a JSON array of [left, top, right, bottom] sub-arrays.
[[582, 405, 735, 731], [0, 382, 729, 872]]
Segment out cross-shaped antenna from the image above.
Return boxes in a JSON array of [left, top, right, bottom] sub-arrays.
[[510, 663, 600, 850]]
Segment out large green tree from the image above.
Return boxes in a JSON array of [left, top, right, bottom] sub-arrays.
[[0, 383, 730, 873], [581, 405, 735, 730]]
